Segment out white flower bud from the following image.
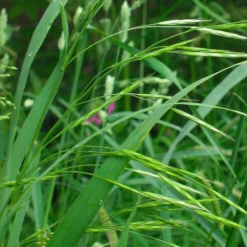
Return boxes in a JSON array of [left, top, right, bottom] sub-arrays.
[[58, 31, 65, 51], [99, 110, 107, 123], [104, 75, 115, 100], [119, 1, 131, 42], [73, 6, 83, 26], [24, 99, 34, 108], [92, 243, 103, 247], [0, 9, 7, 45]]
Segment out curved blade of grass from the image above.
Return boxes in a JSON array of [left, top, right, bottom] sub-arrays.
[[213, 21, 247, 30], [60, 1, 69, 54], [46, 62, 241, 247], [171, 108, 234, 141], [195, 27, 247, 40], [117, 203, 137, 247], [155, 19, 210, 26], [101, 179, 205, 211], [31, 163, 45, 231], [197, 117, 236, 178], [232, 92, 247, 107], [5, 0, 68, 167], [192, 213, 225, 246], [173, 50, 247, 58], [226, 171, 247, 247], [5, 190, 31, 247], [193, 0, 228, 24], [136, 38, 200, 60], [6, 149, 41, 247], [226, 112, 247, 245], [163, 63, 247, 164], [195, 210, 246, 230]]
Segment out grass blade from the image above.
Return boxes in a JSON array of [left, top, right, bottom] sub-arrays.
[[116, 203, 137, 247], [171, 108, 234, 141]]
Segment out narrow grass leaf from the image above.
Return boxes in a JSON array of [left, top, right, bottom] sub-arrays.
[[117, 203, 137, 247], [193, 0, 228, 23], [195, 27, 247, 40], [32, 169, 45, 230], [171, 108, 234, 140], [226, 175, 247, 246], [6, 145, 41, 246], [163, 63, 247, 164], [156, 19, 210, 26], [6, 191, 31, 247], [60, 1, 69, 54], [195, 210, 246, 230], [137, 39, 199, 60], [214, 22, 247, 30], [232, 92, 247, 107], [173, 48, 247, 58]]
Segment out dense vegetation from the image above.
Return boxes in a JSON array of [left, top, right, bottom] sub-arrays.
[[0, 0, 247, 246]]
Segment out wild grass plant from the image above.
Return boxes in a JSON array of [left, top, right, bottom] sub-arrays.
[[0, 0, 247, 246]]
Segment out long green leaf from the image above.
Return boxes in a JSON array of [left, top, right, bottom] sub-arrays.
[[6, 149, 41, 247], [116, 203, 137, 247]]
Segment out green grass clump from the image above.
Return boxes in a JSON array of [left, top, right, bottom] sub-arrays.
[[1, 1, 247, 246]]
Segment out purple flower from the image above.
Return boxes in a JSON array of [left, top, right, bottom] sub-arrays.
[[87, 103, 116, 125], [107, 102, 116, 114], [88, 114, 102, 125]]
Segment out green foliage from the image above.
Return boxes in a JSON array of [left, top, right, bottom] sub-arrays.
[[1, 1, 247, 247]]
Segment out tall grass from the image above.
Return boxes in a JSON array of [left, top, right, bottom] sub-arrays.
[[1, 1, 247, 246]]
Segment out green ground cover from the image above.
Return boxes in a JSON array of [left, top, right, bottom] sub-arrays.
[[0, 1, 247, 246]]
